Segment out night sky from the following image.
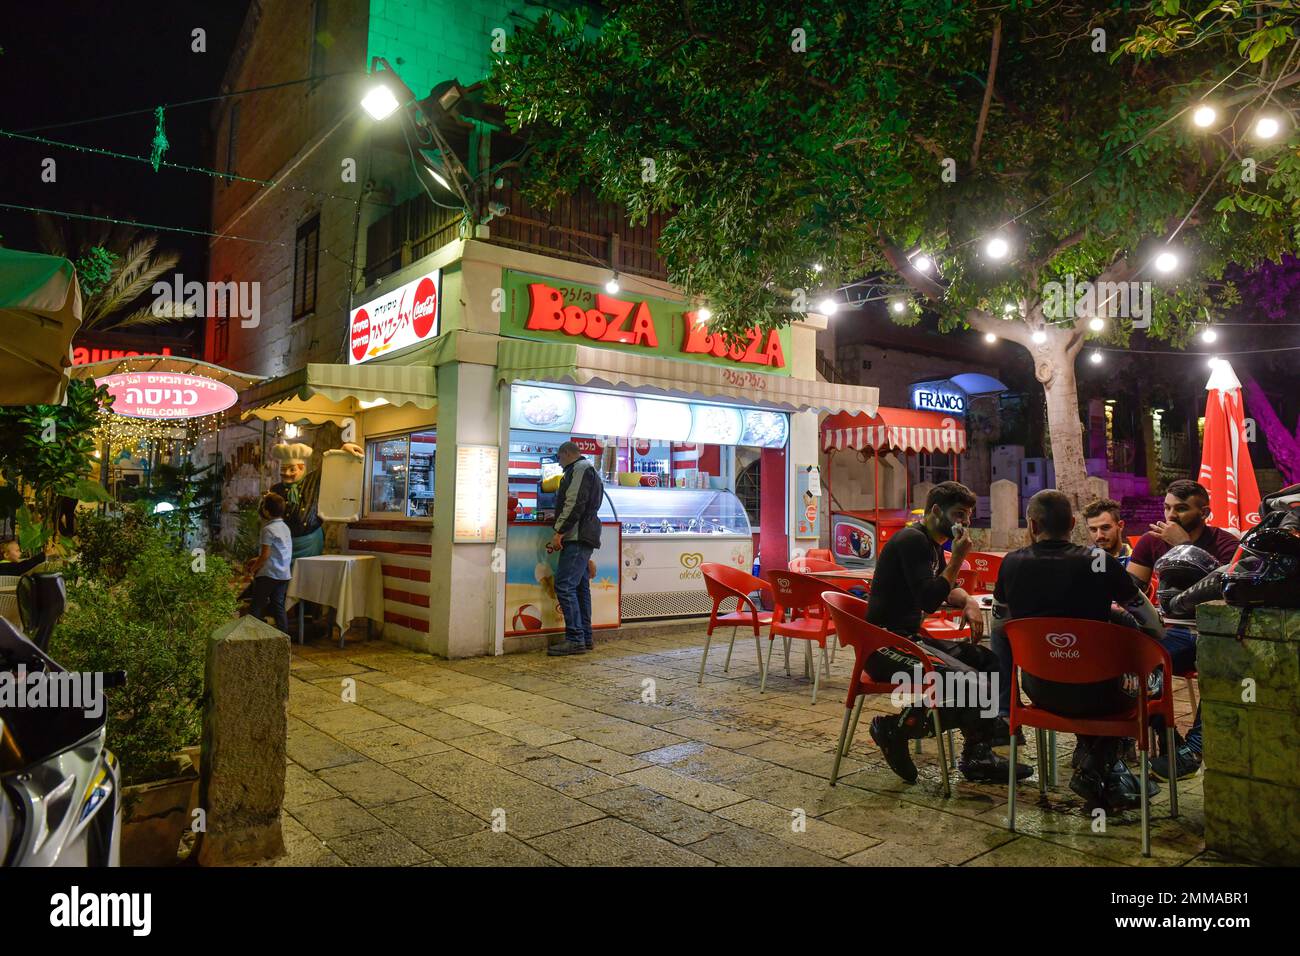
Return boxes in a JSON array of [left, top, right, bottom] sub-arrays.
[[0, 1, 249, 286]]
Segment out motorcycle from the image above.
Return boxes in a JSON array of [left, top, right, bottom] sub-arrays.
[[0, 614, 124, 866]]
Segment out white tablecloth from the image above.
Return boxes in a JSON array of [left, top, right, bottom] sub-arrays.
[[287, 555, 384, 630]]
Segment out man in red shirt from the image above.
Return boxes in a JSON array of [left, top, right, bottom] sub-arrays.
[[1128, 479, 1240, 585], [1128, 478, 1240, 780]]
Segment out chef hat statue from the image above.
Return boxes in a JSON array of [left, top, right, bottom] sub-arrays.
[[268, 441, 327, 559], [271, 442, 314, 484]]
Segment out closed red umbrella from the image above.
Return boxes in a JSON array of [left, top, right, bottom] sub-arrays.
[[1198, 359, 1262, 534]]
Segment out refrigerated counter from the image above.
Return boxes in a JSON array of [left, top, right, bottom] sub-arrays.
[[608, 487, 754, 619]]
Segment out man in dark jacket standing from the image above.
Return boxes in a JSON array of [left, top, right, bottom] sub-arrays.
[[548, 442, 604, 656]]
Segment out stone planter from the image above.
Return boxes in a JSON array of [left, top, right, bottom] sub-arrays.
[[1197, 602, 1300, 865], [119, 752, 200, 867]]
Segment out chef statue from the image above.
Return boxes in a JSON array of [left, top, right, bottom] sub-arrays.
[[269, 441, 364, 560]]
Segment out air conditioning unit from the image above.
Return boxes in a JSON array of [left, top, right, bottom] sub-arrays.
[[1020, 458, 1056, 497], [991, 445, 1024, 485]]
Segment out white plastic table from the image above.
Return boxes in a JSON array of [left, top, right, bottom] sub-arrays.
[[287, 555, 384, 648]]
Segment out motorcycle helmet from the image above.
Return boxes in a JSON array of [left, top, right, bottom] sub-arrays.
[[1153, 543, 1221, 591], [1222, 509, 1300, 608]]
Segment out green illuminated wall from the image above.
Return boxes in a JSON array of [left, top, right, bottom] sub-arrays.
[[367, 0, 520, 97]]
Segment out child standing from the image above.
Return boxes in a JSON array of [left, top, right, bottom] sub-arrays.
[[246, 493, 292, 634], [0, 537, 45, 577]]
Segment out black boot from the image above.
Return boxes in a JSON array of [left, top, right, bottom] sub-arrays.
[[870, 715, 918, 784], [959, 740, 1034, 783]]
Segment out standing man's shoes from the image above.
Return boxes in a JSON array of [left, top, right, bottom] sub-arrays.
[[959, 742, 1033, 783], [547, 640, 589, 656], [584, 638, 594, 650]]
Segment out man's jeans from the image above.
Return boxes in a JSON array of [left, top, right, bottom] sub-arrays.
[[1152, 625, 1202, 753], [554, 542, 594, 646]]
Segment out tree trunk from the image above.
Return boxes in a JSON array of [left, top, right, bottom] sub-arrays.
[[1038, 345, 1090, 509]]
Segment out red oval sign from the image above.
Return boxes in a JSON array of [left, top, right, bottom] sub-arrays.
[[350, 308, 371, 362], [97, 372, 239, 419], [411, 277, 437, 338]]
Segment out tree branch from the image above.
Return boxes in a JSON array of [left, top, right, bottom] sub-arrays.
[[970, 17, 1002, 169]]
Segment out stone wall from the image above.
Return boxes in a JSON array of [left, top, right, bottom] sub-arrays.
[[1197, 601, 1300, 866]]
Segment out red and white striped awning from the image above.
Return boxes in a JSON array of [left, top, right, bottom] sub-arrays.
[[822, 408, 967, 454]]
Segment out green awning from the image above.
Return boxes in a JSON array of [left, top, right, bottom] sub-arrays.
[[241, 362, 436, 424], [496, 338, 880, 415]]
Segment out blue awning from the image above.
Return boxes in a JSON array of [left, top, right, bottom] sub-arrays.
[[948, 373, 1008, 395]]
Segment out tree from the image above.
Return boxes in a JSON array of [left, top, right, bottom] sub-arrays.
[[489, 1, 1300, 505], [35, 215, 192, 331]]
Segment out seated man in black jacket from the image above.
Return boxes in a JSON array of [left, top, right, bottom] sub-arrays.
[[865, 481, 1032, 785], [992, 490, 1166, 812]]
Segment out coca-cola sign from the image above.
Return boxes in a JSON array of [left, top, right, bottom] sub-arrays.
[[348, 270, 441, 364], [97, 371, 239, 419]]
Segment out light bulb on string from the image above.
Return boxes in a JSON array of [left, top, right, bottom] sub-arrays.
[[605, 275, 621, 294], [1032, 329, 1048, 344], [1192, 104, 1217, 128], [1254, 115, 1281, 140], [984, 332, 997, 343], [1154, 250, 1179, 274], [1089, 350, 1104, 365], [1088, 317, 1105, 332], [913, 255, 933, 274], [817, 298, 839, 316], [1201, 327, 1218, 344], [890, 299, 907, 315], [985, 237, 1010, 260]]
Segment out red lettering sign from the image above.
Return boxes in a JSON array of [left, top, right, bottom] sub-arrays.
[[571, 437, 603, 455], [681, 313, 786, 368], [72, 346, 175, 366]]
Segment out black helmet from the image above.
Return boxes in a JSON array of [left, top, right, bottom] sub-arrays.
[[1222, 498, 1300, 608], [1154, 543, 1222, 591]]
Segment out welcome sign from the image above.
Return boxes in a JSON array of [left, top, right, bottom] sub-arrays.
[[501, 270, 792, 376]]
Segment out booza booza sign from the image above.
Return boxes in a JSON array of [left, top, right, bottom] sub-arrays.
[[502, 270, 791, 375], [349, 269, 441, 365]]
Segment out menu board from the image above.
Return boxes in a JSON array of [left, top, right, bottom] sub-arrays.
[[454, 445, 499, 543]]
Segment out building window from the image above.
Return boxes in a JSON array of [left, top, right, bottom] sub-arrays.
[[366, 431, 437, 517], [293, 215, 320, 320], [917, 452, 954, 485], [224, 101, 240, 184], [212, 312, 230, 364]]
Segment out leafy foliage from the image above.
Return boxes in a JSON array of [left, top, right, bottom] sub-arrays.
[[0, 380, 112, 548], [55, 518, 239, 785]]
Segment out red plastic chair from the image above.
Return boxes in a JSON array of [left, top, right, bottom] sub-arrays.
[[821, 591, 952, 795], [789, 555, 844, 573], [1003, 617, 1179, 857], [699, 563, 774, 685], [963, 552, 1003, 594], [806, 548, 836, 563], [762, 569, 837, 703]]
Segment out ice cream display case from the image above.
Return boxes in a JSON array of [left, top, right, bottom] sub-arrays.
[[608, 487, 754, 619]]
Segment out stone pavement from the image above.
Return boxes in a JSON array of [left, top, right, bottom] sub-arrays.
[[262, 625, 1240, 867]]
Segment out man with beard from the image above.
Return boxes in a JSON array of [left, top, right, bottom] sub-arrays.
[[864, 481, 1032, 786], [1127, 480, 1237, 781], [1083, 498, 1132, 565]]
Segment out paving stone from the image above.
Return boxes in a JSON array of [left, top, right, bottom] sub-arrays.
[[371, 794, 487, 848], [298, 704, 397, 737], [687, 826, 843, 866], [443, 702, 519, 727], [653, 717, 770, 750], [508, 755, 632, 799], [636, 741, 773, 786], [570, 718, 689, 755], [715, 799, 879, 859], [286, 723, 370, 772], [284, 762, 340, 809], [429, 831, 560, 867], [578, 785, 736, 845], [394, 710, 491, 740], [337, 725, 453, 763], [326, 826, 431, 866], [544, 739, 650, 775], [617, 766, 749, 811], [484, 717, 576, 747], [449, 731, 555, 767], [528, 818, 714, 866], [289, 797, 386, 841], [821, 794, 1017, 865], [316, 760, 430, 807]]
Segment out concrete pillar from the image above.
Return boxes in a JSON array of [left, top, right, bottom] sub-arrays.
[[989, 478, 1019, 551], [429, 360, 502, 658], [196, 616, 289, 866]]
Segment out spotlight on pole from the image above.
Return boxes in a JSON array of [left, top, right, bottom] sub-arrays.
[[1089, 350, 1103, 364], [361, 83, 401, 120], [817, 298, 839, 316], [1201, 327, 1218, 344], [1192, 104, 1217, 128], [1088, 317, 1105, 332], [1032, 329, 1048, 344], [985, 237, 1010, 260], [1154, 249, 1180, 274]]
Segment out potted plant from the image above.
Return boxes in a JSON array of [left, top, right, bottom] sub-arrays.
[[56, 510, 239, 865]]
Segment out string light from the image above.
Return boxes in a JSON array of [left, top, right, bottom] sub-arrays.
[[1192, 104, 1217, 128], [984, 332, 997, 343], [1254, 115, 1281, 140], [984, 237, 1010, 260], [1088, 317, 1105, 332], [912, 255, 933, 274], [817, 298, 839, 315], [890, 299, 907, 314], [1201, 327, 1218, 344], [1154, 250, 1180, 273], [1032, 330, 1048, 344], [605, 275, 621, 294], [1089, 350, 1104, 364]]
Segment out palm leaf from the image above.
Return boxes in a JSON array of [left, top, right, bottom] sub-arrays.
[[33, 213, 68, 258], [106, 300, 197, 329], [86, 239, 181, 327]]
